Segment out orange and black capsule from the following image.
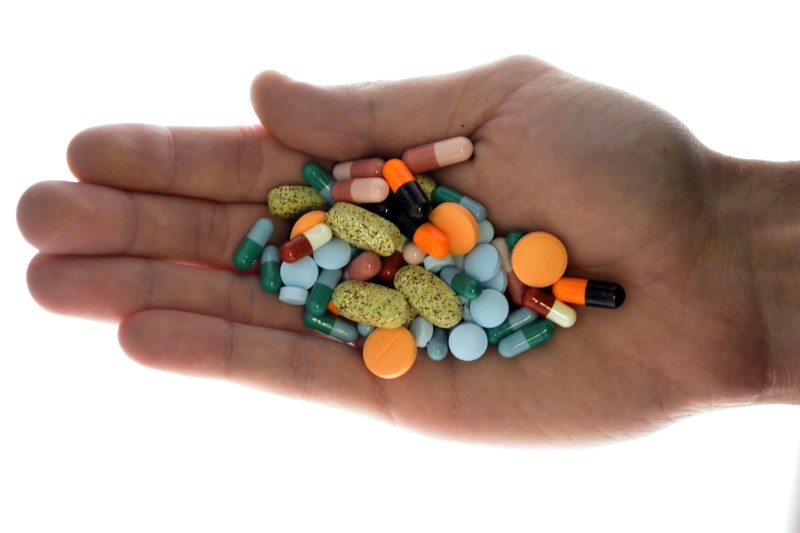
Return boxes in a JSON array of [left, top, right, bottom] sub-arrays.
[[382, 159, 432, 223], [552, 277, 626, 309]]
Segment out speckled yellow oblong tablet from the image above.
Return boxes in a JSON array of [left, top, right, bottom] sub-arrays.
[[268, 186, 328, 219], [332, 281, 411, 329], [394, 265, 462, 328], [415, 173, 437, 202], [325, 202, 403, 257]]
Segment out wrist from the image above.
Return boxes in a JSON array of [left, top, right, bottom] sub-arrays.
[[708, 154, 800, 404]]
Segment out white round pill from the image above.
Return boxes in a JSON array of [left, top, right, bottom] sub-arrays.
[[280, 256, 319, 289], [448, 322, 488, 362], [313, 237, 352, 270], [464, 243, 501, 282], [279, 286, 309, 306], [469, 289, 510, 329], [409, 316, 434, 348]]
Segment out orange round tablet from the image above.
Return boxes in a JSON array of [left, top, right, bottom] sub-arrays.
[[427, 202, 479, 256], [290, 210, 327, 239], [511, 231, 568, 288], [362, 327, 417, 379]]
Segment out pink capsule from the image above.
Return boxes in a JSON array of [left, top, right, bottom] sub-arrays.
[[332, 158, 385, 180], [345, 251, 382, 281], [401, 136, 474, 173], [331, 178, 390, 204]]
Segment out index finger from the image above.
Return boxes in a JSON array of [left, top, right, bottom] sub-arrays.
[[67, 124, 319, 202]]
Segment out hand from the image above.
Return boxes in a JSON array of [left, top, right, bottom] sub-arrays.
[[17, 56, 794, 444]]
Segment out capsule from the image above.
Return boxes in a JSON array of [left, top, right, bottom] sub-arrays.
[[232, 218, 274, 271], [485, 307, 539, 344], [367, 195, 449, 258], [306, 268, 343, 316], [345, 251, 382, 281], [506, 230, 524, 251], [402, 242, 426, 265], [303, 311, 358, 343], [552, 277, 626, 309], [357, 323, 376, 337], [279, 223, 333, 263], [431, 186, 487, 223], [491, 236, 525, 305], [498, 320, 555, 358], [259, 245, 282, 294], [382, 159, 431, 223], [521, 287, 577, 328], [439, 266, 482, 300], [426, 327, 449, 361], [379, 251, 405, 283], [401, 136, 474, 173], [331, 178, 390, 204], [332, 158, 385, 180], [301, 162, 335, 205]]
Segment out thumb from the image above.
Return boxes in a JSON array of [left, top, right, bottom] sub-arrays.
[[250, 56, 549, 161]]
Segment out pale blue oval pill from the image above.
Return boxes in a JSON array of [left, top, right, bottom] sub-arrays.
[[448, 322, 488, 362], [423, 253, 455, 273], [461, 301, 473, 322], [280, 256, 319, 289], [279, 286, 309, 306], [427, 327, 448, 361], [409, 316, 434, 348], [482, 269, 508, 293], [452, 254, 465, 270], [477, 220, 494, 243], [357, 323, 376, 337], [463, 243, 501, 282], [313, 237, 352, 270], [469, 289, 509, 329]]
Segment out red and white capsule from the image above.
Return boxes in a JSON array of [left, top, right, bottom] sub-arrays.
[[401, 136, 474, 173], [331, 178, 390, 204], [332, 158, 385, 180], [521, 287, 576, 328], [279, 223, 333, 263]]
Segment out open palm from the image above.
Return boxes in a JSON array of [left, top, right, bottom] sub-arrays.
[[18, 56, 765, 444]]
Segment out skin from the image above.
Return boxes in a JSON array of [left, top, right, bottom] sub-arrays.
[[16, 56, 800, 445]]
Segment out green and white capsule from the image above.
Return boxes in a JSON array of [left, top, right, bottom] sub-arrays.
[[431, 186, 487, 222], [233, 218, 274, 271], [439, 266, 482, 300], [303, 311, 358, 343], [302, 162, 335, 205], [485, 307, 538, 345], [506, 230, 524, 251], [305, 268, 343, 317], [498, 320, 555, 358], [259, 245, 282, 294]]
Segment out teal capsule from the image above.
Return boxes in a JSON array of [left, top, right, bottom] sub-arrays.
[[305, 268, 343, 316], [431, 185, 487, 222], [439, 266, 482, 300], [302, 162, 335, 205], [498, 320, 555, 358], [485, 307, 538, 344], [506, 230, 524, 251], [426, 327, 448, 361], [303, 311, 358, 343], [233, 218, 274, 271], [259, 245, 282, 294]]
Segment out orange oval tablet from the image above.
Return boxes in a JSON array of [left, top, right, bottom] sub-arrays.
[[290, 210, 327, 239], [427, 202, 479, 256], [362, 327, 417, 379], [511, 232, 568, 288]]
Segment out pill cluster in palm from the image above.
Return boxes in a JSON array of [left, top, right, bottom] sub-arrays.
[[233, 137, 625, 379]]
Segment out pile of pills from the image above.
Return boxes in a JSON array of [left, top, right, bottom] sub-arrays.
[[233, 136, 625, 379]]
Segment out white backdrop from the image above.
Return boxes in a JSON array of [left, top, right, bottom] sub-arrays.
[[3, 1, 799, 532]]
